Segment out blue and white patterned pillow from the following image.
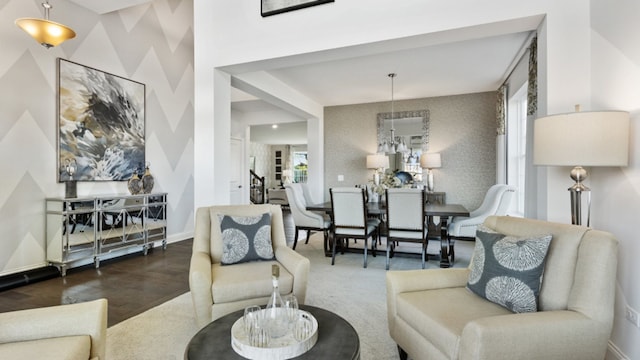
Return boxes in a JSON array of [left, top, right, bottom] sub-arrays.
[[218, 213, 274, 265], [467, 225, 552, 313]]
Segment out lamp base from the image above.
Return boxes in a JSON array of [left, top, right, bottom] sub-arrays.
[[568, 166, 590, 226], [427, 170, 435, 192]]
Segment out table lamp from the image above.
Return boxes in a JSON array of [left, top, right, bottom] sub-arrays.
[[420, 153, 441, 192], [533, 107, 629, 226], [366, 154, 389, 185]]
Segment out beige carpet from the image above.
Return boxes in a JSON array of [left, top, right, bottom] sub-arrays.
[[106, 234, 473, 359]]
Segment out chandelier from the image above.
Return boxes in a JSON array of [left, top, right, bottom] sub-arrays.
[[378, 73, 408, 154], [15, 1, 76, 49]]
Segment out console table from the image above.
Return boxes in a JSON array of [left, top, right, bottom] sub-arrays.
[[45, 193, 167, 275]]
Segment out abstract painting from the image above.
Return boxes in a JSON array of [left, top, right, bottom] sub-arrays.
[[58, 58, 145, 181], [261, 0, 334, 17]]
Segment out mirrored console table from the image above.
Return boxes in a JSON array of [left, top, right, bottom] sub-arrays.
[[46, 193, 167, 276]]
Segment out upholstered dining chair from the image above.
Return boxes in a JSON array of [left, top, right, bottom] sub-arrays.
[[447, 184, 516, 262], [284, 183, 331, 252], [385, 188, 428, 270], [189, 204, 310, 328], [329, 187, 380, 268]]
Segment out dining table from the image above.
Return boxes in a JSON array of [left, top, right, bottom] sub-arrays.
[[306, 201, 469, 268]]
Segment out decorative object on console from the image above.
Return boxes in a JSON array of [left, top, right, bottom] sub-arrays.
[[15, 0, 76, 49], [378, 74, 408, 154], [142, 162, 155, 194], [63, 158, 77, 198], [533, 106, 629, 226], [420, 152, 442, 192], [281, 169, 293, 185], [58, 58, 145, 182], [261, 0, 334, 17], [128, 171, 142, 195], [366, 154, 388, 202]]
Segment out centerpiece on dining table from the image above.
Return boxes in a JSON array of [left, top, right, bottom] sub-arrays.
[[369, 169, 412, 202]]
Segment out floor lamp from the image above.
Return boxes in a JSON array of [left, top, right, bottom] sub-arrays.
[[533, 109, 629, 226]]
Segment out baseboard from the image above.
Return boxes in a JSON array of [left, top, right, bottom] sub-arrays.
[[0, 266, 60, 292], [607, 341, 630, 360]]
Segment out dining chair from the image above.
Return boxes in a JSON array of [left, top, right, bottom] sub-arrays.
[[329, 187, 380, 268], [447, 184, 516, 262], [385, 188, 428, 270], [284, 183, 331, 252]]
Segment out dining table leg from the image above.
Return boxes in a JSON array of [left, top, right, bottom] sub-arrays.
[[427, 215, 452, 268]]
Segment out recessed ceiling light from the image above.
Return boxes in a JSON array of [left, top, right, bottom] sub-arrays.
[[272, 124, 278, 129]]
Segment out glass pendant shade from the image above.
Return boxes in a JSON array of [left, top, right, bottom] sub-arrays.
[[15, 1, 76, 49], [15, 18, 76, 48]]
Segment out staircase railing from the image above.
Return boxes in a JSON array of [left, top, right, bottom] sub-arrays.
[[250, 170, 265, 204]]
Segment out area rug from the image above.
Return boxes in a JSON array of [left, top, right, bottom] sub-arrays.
[[106, 234, 473, 359]]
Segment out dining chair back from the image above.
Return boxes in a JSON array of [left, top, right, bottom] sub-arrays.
[[385, 188, 428, 270], [284, 183, 331, 252], [447, 184, 516, 262], [330, 187, 380, 268]]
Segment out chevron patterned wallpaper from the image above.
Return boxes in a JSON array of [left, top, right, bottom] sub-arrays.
[[0, 0, 194, 275]]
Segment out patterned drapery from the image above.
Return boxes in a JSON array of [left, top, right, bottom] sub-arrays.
[[496, 84, 507, 135], [527, 36, 538, 115]]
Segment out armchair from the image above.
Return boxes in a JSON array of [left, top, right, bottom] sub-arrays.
[[189, 204, 310, 328], [0, 298, 108, 360], [387, 215, 617, 360]]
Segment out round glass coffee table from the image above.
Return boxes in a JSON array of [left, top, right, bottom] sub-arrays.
[[185, 304, 360, 359]]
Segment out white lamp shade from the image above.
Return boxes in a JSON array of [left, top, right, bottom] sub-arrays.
[[366, 154, 389, 169], [534, 111, 629, 166], [420, 153, 442, 169]]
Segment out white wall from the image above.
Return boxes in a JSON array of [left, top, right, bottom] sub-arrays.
[[195, 0, 639, 357], [590, 0, 640, 358]]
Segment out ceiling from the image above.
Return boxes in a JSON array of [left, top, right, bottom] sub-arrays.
[[67, 0, 153, 14], [231, 31, 533, 114]]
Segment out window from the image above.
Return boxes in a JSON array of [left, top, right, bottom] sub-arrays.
[[292, 151, 308, 183], [506, 83, 527, 217]]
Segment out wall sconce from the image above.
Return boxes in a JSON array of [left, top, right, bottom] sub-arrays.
[[533, 107, 629, 226], [420, 153, 441, 192]]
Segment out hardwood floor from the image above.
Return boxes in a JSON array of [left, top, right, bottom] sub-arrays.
[[0, 240, 192, 327], [0, 209, 299, 327]]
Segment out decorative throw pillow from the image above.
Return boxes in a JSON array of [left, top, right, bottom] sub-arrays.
[[467, 224, 552, 313], [218, 213, 274, 265]]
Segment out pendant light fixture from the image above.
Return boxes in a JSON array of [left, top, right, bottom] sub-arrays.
[[379, 73, 407, 154], [15, 0, 76, 49]]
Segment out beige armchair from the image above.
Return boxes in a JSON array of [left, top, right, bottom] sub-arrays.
[[0, 298, 108, 360], [387, 216, 617, 360], [189, 204, 310, 328]]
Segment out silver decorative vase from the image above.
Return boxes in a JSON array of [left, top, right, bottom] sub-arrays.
[[128, 171, 142, 195], [142, 165, 154, 194]]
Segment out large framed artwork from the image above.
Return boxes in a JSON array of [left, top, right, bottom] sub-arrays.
[[261, 0, 334, 17], [57, 58, 145, 181]]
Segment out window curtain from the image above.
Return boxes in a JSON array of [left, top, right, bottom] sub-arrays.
[[527, 36, 538, 116], [496, 84, 507, 183], [524, 35, 538, 218]]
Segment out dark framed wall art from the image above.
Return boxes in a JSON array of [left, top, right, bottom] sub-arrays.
[[261, 0, 334, 17], [57, 58, 146, 181]]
